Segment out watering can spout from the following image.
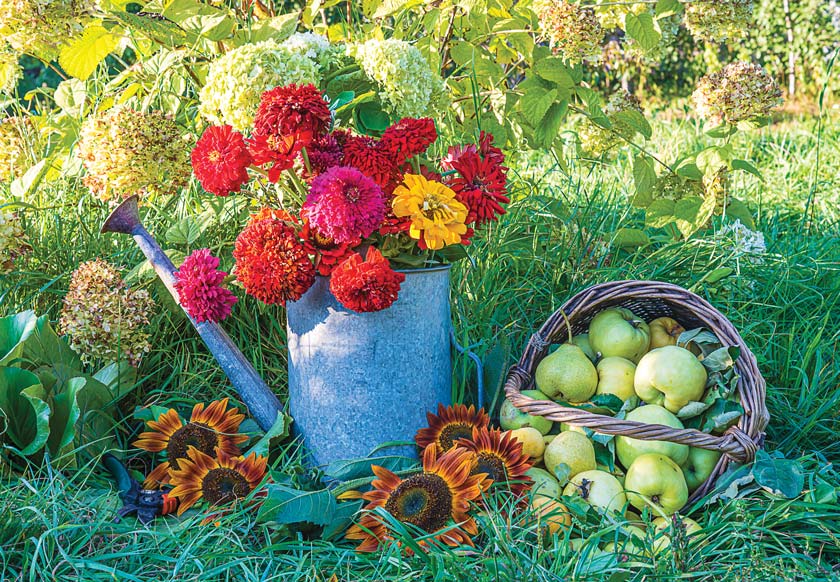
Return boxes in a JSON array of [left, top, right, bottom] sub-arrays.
[[99, 195, 283, 432], [101, 195, 142, 235]]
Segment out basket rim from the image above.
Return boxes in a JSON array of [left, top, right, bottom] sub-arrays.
[[503, 279, 769, 506]]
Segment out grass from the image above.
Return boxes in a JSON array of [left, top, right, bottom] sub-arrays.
[[2, 112, 840, 581]]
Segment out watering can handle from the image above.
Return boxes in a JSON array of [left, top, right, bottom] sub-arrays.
[[450, 330, 485, 410]]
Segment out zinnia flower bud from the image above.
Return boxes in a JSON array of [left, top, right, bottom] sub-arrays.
[[692, 62, 782, 126], [77, 107, 191, 203], [535, 0, 604, 64], [59, 259, 155, 366]]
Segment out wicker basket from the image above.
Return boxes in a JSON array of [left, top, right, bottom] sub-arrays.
[[504, 280, 769, 505]]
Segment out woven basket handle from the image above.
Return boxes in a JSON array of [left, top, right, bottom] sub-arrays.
[[504, 348, 760, 465]]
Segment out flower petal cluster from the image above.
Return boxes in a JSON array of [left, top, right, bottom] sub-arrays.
[[0, 44, 21, 95], [233, 216, 315, 305], [77, 107, 191, 203], [0, 0, 94, 60], [718, 219, 767, 261], [392, 174, 468, 250], [535, 0, 603, 64], [330, 248, 406, 313], [281, 32, 343, 70], [444, 132, 509, 227], [300, 218, 355, 276], [350, 39, 445, 119], [381, 117, 437, 162], [303, 166, 386, 244], [191, 125, 252, 196], [685, 0, 753, 42], [174, 249, 238, 323], [415, 403, 491, 453], [199, 40, 321, 132], [692, 62, 782, 125], [579, 91, 645, 156], [0, 209, 30, 274], [59, 259, 155, 366]]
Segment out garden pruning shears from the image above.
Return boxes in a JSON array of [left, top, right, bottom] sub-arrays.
[[102, 453, 179, 525]]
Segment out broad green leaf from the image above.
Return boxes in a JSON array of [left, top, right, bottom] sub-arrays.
[[110, 11, 189, 46], [654, 0, 682, 17], [533, 57, 575, 90], [704, 463, 756, 504], [246, 12, 299, 43], [483, 336, 511, 415], [165, 218, 202, 246], [723, 198, 756, 230], [674, 160, 703, 181], [354, 102, 391, 134], [371, 0, 424, 18], [612, 227, 650, 249], [257, 485, 337, 526], [624, 12, 661, 51], [54, 79, 87, 117], [613, 109, 652, 139], [696, 146, 730, 175], [162, 0, 236, 42], [534, 101, 567, 148], [245, 412, 291, 458], [552, 462, 572, 487], [645, 199, 677, 228], [673, 195, 715, 238], [631, 154, 656, 207], [702, 267, 734, 284], [324, 454, 418, 482], [519, 86, 558, 128], [0, 311, 37, 366], [753, 450, 805, 499], [11, 159, 50, 200], [133, 405, 172, 424], [59, 23, 121, 81], [321, 499, 363, 541], [93, 360, 137, 401], [702, 346, 740, 373], [46, 377, 84, 457], [0, 367, 50, 455], [731, 159, 763, 180], [22, 315, 82, 372]]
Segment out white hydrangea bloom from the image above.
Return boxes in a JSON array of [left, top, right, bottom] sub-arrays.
[[349, 39, 445, 119], [719, 220, 766, 262], [199, 40, 321, 131], [281, 32, 339, 67]]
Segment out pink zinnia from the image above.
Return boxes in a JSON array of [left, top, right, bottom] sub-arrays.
[[302, 166, 386, 245], [174, 249, 238, 323]]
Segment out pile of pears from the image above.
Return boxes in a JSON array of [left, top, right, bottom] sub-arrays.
[[502, 307, 720, 535]]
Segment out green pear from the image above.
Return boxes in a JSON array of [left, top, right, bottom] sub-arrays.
[[588, 307, 651, 363], [681, 447, 721, 492], [616, 404, 689, 468], [634, 346, 707, 413], [569, 333, 597, 362], [652, 515, 703, 553], [526, 467, 561, 498], [544, 431, 596, 480], [595, 356, 637, 401], [624, 453, 689, 516], [562, 469, 627, 514], [500, 389, 553, 434], [535, 344, 598, 403]]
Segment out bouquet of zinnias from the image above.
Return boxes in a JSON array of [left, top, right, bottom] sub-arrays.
[[190, 83, 509, 314]]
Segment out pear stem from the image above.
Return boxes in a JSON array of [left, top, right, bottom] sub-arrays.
[[560, 310, 574, 344]]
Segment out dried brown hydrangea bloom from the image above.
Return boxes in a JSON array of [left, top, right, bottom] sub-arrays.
[[0, 116, 35, 182], [692, 62, 782, 126], [60, 259, 156, 366], [77, 107, 191, 204], [685, 0, 753, 42], [0, 0, 95, 60], [0, 209, 30, 274], [535, 0, 604, 64], [579, 91, 645, 157]]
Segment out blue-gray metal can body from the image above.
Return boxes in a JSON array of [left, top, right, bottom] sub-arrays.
[[286, 265, 452, 467]]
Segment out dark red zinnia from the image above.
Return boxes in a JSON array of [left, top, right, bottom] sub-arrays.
[[191, 125, 252, 196], [174, 249, 238, 323], [233, 217, 315, 305], [330, 248, 406, 313], [381, 117, 437, 163], [341, 134, 400, 194], [479, 130, 506, 166], [447, 152, 510, 227], [300, 133, 343, 181]]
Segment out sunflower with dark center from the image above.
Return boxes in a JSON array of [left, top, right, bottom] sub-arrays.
[[133, 398, 248, 489], [346, 445, 490, 553], [457, 427, 533, 498], [415, 403, 491, 452], [168, 447, 268, 515]]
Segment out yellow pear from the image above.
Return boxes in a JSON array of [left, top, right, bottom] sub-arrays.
[[509, 427, 546, 461], [595, 356, 637, 401], [544, 431, 596, 480], [529, 495, 571, 535], [649, 317, 686, 349]]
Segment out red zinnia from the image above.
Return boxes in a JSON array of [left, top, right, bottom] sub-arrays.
[[300, 218, 357, 276], [330, 248, 406, 313], [191, 125, 251, 196], [478, 130, 506, 166], [247, 132, 298, 182], [341, 134, 400, 193], [381, 117, 437, 163], [174, 249, 238, 323], [233, 218, 315, 305], [447, 152, 510, 227]]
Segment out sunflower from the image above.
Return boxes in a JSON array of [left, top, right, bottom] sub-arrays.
[[168, 447, 268, 515], [346, 445, 489, 553], [457, 427, 533, 498], [415, 403, 491, 452], [391, 173, 468, 251], [133, 398, 248, 489]]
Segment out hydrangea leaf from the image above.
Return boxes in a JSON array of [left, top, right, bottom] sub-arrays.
[[624, 12, 661, 51], [59, 23, 121, 81]]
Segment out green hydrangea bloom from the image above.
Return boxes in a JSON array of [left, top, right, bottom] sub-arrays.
[[77, 107, 191, 203], [535, 0, 603, 64], [685, 0, 753, 42], [199, 39, 322, 131], [282, 32, 344, 71], [349, 38, 445, 119], [59, 259, 155, 367], [579, 91, 644, 157], [0, 116, 33, 182], [692, 62, 782, 125], [0, 0, 94, 60]]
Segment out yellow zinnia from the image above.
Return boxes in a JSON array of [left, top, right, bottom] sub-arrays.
[[392, 174, 468, 251]]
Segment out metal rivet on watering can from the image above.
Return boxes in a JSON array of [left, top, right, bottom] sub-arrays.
[[286, 266, 453, 467]]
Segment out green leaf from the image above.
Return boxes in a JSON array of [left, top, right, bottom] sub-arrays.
[[11, 159, 50, 200], [552, 462, 571, 487], [22, 315, 82, 372], [58, 23, 121, 81], [110, 11, 188, 46], [325, 455, 418, 482], [165, 218, 202, 246], [519, 85, 558, 128], [753, 450, 805, 499], [354, 102, 391, 135], [613, 109, 652, 140], [54, 79, 87, 117], [321, 499, 363, 540], [702, 346, 740, 374], [246, 12, 299, 43], [705, 124, 737, 139], [673, 195, 715, 237], [0, 367, 50, 455], [631, 154, 657, 207], [702, 267, 734, 284], [133, 405, 172, 424], [612, 227, 650, 249], [723, 198, 756, 230], [696, 146, 730, 175], [731, 159, 763, 180], [534, 101, 567, 148], [0, 311, 38, 366], [245, 412, 291, 458], [654, 0, 683, 17], [674, 161, 704, 181], [624, 12, 661, 51], [162, 0, 236, 42], [93, 360, 137, 401], [704, 463, 756, 504], [645, 199, 676, 228], [46, 377, 84, 457], [533, 57, 575, 91], [257, 485, 337, 526]]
